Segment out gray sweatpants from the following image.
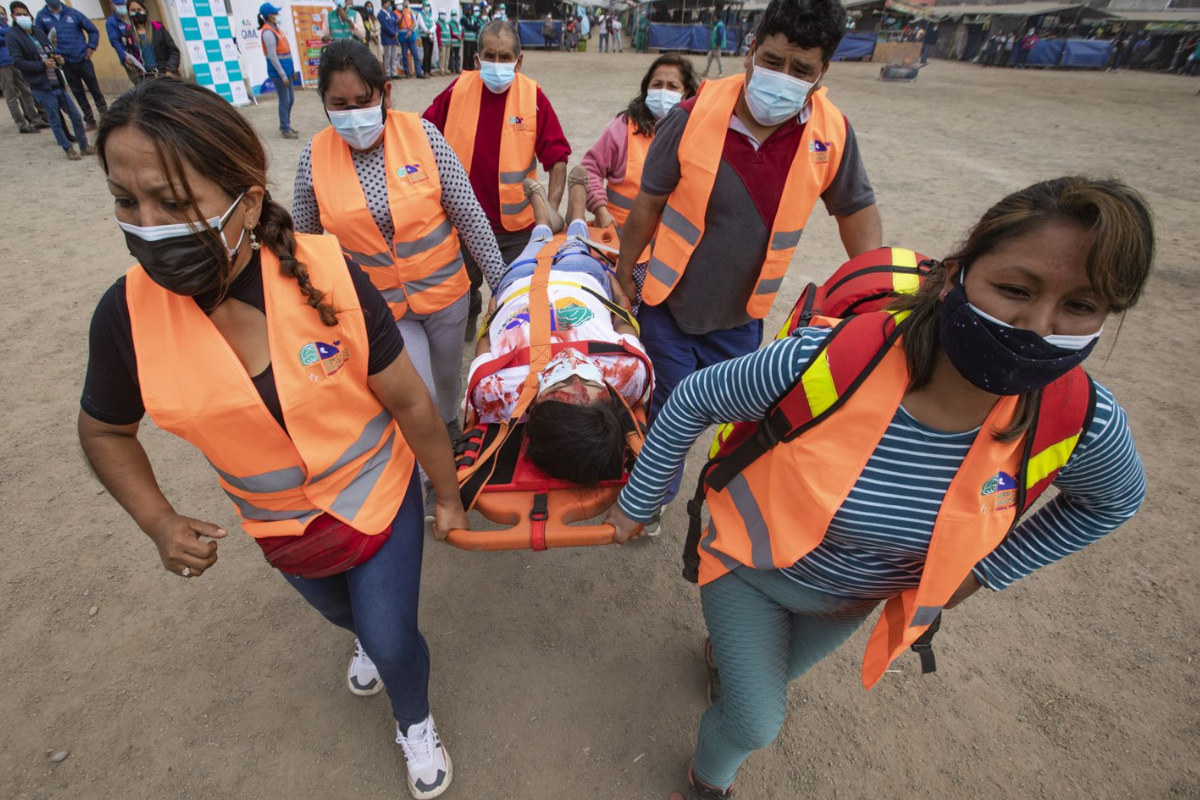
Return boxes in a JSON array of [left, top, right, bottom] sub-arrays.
[[395, 291, 470, 425], [0, 64, 39, 127]]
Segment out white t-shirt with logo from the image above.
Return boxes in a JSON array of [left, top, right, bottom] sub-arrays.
[[466, 270, 650, 423]]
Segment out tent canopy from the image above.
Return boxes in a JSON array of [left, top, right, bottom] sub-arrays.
[[931, 2, 1114, 22]]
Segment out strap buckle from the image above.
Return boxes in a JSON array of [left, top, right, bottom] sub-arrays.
[[529, 492, 549, 522]]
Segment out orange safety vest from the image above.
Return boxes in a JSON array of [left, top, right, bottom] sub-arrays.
[[604, 116, 651, 233], [396, 6, 415, 35], [698, 312, 1094, 688], [126, 234, 416, 539], [311, 110, 467, 320], [643, 75, 846, 319], [261, 21, 291, 56], [443, 70, 538, 232]]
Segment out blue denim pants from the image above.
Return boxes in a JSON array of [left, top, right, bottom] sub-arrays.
[[497, 221, 611, 295], [268, 58, 295, 132], [638, 302, 762, 502], [282, 471, 431, 727], [32, 86, 87, 152]]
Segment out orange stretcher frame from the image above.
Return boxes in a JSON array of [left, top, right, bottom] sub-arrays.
[[445, 225, 647, 552]]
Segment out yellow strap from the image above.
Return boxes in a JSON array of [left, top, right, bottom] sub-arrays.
[[800, 349, 839, 418], [1025, 433, 1081, 489], [890, 248, 921, 295]]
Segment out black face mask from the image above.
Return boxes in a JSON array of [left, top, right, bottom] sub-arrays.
[[132, 11, 148, 23], [938, 280, 1099, 395], [119, 193, 246, 296]]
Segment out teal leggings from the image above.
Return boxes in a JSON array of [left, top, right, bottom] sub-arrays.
[[695, 567, 879, 790]]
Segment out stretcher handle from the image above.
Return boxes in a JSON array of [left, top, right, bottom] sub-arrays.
[[444, 523, 617, 552]]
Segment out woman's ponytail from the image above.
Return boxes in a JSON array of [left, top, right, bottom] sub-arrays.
[[256, 195, 340, 327]]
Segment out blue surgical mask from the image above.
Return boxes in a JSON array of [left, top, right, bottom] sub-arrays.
[[115, 3, 128, 15], [645, 88, 682, 120], [47, 0, 63, 10], [479, 60, 515, 93], [16, 15, 33, 29], [328, 104, 387, 150], [744, 64, 814, 127]]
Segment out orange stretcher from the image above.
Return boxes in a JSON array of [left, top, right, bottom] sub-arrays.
[[445, 226, 651, 552]]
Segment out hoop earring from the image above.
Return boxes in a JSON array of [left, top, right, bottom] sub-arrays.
[[249, 231, 261, 251]]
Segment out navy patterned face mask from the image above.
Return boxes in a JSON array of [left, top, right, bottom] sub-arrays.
[[938, 278, 1099, 395]]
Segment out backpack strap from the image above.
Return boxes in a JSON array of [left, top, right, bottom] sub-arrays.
[[682, 312, 907, 583]]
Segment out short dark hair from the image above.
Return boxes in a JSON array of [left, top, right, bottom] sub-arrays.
[[525, 398, 633, 485], [479, 19, 520, 55], [318, 39, 386, 98], [755, 0, 847, 61]]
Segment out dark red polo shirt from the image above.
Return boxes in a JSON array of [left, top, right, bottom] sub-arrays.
[[423, 78, 572, 233]]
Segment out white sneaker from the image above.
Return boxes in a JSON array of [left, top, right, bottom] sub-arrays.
[[397, 714, 453, 798], [644, 505, 663, 537], [347, 638, 384, 696]]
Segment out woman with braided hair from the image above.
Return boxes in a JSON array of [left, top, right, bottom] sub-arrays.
[[79, 78, 461, 799]]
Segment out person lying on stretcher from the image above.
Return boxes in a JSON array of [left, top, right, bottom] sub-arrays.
[[465, 168, 652, 485]]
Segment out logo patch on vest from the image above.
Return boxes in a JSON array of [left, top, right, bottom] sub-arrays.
[[398, 163, 429, 184], [980, 471, 1017, 513], [810, 140, 832, 164], [508, 115, 533, 132], [299, 340, 349, 380]]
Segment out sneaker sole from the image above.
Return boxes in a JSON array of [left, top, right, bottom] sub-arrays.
[[407, 747, 453, 799], [346, 671, 386, 696]]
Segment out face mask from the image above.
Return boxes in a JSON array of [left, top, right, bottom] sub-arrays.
[[537, 348, 605, 396], [15, 15, 32, 29], [132, 11, 148, 23], [939, 280, 1100, 395], [119, 193, 247, 297], [115, 4, 128, 15], [328, 103, 386, 149], [47, 0, 62, 10], [479, 59, 515, 93], [744, 64, 814, 127], [645, 88, 682, 120]]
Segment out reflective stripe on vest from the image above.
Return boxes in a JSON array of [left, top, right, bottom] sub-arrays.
[[126, 233, 416, 538], [700, 313, 1089, 689], [311, 110, 466, 319], [443, 71, 539, 231], [642, 76, 847, 319], [606, 117, 651, 228], [262, 22, 291, 56]]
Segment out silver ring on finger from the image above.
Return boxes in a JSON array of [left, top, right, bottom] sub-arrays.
[[181, 567, 192, 578]]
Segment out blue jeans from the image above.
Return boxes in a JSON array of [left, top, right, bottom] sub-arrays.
[[282, 471, 431, 727], [497, 221, 610, 295], [638, 302, 762, 503], [599, 32, 608, 51], [269, 59, 295, 131], [32, 86, 87, 152], [400, 36, 424, 76], [695, 568, 878, 789]]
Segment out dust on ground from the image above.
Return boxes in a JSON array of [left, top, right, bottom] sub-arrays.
[[1, 50, 1198, 800]]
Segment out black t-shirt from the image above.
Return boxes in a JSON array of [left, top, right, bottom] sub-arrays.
[[81, 252, 405, 430]]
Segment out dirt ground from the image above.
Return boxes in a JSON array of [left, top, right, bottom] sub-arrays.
[[2, 48, 1199, 800]]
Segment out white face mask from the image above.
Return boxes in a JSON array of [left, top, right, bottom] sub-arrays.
[[743, 64, 814, 127], [645, 88, 682, 120], [328, 104, 386, 150], [537, 348, 605, 395], [479, 59, 516, 93], [967, 302, 1102, 351]]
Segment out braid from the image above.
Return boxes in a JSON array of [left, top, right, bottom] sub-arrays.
[[257, 196, 339, 326]]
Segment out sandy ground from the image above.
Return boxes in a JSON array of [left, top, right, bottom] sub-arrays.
[[2, 50, 1198, 800]]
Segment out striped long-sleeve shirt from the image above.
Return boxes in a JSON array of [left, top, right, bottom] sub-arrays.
[[618, 328, 1146, 596]]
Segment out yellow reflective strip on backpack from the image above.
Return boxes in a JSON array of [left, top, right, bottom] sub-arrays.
[[891, 248, 920, 295], [709, 422, 734, 459], [1024, 432, 1081, 489], [800, 349, 839, 418]]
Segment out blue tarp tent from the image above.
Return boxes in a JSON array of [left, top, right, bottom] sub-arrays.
[[1026, 38, 1066, 65], [646, 23, 738, 52], [519, 19, 561, 47], [1061, 39, 1112, 68], [831, 32, 876, 61]]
